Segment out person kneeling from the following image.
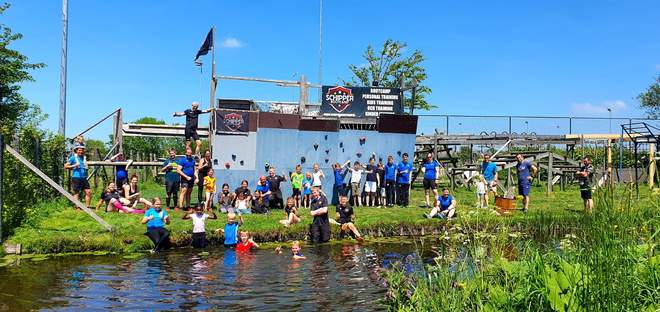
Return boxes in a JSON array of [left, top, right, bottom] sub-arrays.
[[424, 188, 457, 220], [141, 198, 171, 253], [336, 196, 364, 242]]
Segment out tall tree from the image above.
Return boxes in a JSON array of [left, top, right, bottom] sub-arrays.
[[638, 75, 660, 118], [343, 39, 433, 111]]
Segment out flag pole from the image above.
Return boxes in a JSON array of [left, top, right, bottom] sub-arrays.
[[209, 26, 216, 154]]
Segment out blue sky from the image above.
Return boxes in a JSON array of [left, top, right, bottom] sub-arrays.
[[4, 0, 660, 139]]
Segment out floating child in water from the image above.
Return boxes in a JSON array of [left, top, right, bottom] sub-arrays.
[[215, 212, 244, 248], [183, 204, 218, 248], [291, 241, 305, 260], [235, 230, 259, 252]]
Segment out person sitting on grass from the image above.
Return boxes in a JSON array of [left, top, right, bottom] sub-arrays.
[[141, 198, 171, 253], [255, 175, 271, 207], [234, 191, 252, 215], [251, 190, 268, 214], [96, 182, 144, 214], [182, 204, 218, 249], [121, 174, 151, 209], [235, 230, 260, 252], [335, 196, 364, 242], [215, 212, 244, 248], [279, 197, 301, 227], [203, 168, 217, 210], [217, 183, 235, 213], [424, 188, 457, 220]]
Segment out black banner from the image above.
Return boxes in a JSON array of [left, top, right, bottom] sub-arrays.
[[215, 110, 250, 134], [321, 86, 402, 118]]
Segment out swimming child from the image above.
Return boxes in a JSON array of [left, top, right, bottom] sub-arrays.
[[291, 240, 306, 260], [235, 230, 260, 252], [476, 175, 487, 209], [290, 165, 304, 208], [279, 197, 301, 227], [203, 168, 217, 210], [302, 172, 313, 209], [215, 212, 244, 248], [183, 204, 218, 248]]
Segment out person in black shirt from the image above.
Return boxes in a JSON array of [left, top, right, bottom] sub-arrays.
[[575, 157, 594, 213], [173, 101, 213, 156], [364, 157, 378, 207], [335, 196, 364, 241], [309, 187, 331, 243], [266, 167, 287, 210], [233, 180, 252, 204], [197, 149, 212, 206]]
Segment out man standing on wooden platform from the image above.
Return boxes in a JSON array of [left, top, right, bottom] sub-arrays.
[[173, 101, 213, 156], [516, 154, 537, 213]]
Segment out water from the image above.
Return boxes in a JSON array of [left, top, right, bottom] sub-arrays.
[[0, 240, 437, 311]]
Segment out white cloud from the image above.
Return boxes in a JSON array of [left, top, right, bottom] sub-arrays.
[[655, 64, 660, 71], [570, 100, 627, 116], [220, 37, 244, 48]]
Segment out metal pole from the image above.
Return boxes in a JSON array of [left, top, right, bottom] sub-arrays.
[[0, 134, 3, 242], [619, 126, 624, 173], [58, 0, 69, 138], [569, 117, 572, 134], [445, 115, 449, 135], [508, 116, 512, 135]]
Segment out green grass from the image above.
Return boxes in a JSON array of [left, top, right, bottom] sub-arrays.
[[5, 181, 625, 254]]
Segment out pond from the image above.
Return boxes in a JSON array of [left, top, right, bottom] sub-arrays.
[[0, 239, 443, 311]]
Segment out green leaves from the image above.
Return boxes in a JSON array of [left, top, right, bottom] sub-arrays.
[[544, 260, 590, 312], [638, 75, 660, 118]]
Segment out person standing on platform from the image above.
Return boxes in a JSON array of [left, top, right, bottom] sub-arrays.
[[384, 155, 398, 207], [173, 101, 213, 156], [481, 153, 499, 205], [197, 150, 212, 207], [64, 145, 91, 209], [421, 153, 441, 208], [397, 153, 413, 207], [178, 147, 198, 211], [515, 154, 538, 213]]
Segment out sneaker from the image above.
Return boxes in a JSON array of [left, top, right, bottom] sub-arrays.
[[356, 236, 364, 242], [422, 213, 431, 219]]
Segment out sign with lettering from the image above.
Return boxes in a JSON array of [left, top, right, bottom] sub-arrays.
[[215, 110, 250, 134], [321, 86, 403, 118]]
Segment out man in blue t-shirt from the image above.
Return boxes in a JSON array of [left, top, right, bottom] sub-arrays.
[[424, 188, 456, 219], [332, 162, 348, 205], [421, 153, 441, 208], [516, 154, 538, 213], [141, 198, 171, 253], [384, 155, 398, 207], [64, 145, 91, 209], [177, 147, 198, 211], [397, 153, 414, 207], [481, 153, 499, 205]]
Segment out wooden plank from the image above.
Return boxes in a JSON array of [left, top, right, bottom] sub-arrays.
[[5, 145, 113, 232], [87, 161, 163, 166]]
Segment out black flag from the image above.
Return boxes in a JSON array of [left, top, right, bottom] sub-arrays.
[[194, 28, 214, 65]]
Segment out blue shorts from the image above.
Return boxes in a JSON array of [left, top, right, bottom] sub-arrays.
[[518, 182, 531, 196]]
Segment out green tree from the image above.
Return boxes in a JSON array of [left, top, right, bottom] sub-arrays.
[[637, 75, 660, 118], [343, 39, 433, 111]]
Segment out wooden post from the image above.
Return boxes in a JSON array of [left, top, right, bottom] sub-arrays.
[[607, 139, 613, 187], [547, 152, 553, 193], [649, 143, 656, 189], [433, 133, 438, 160], [299, 75, 308, 115]]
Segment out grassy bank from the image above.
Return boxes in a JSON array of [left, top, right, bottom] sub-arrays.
[[4, 182, 622, 255], [383, 185, 660, 311]]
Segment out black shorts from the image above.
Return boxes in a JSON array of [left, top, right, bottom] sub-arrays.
[[292, 188, 301, 196], [423, 178, 437, 190], [580, 189, 592, 200], [310, 221, 331, 243], [116, 177, 128, 189], [165, 180, 180, 193], [185, 127, 200, 141], [71, 177, 90, 192], [192, 232, 206, 248], [181, 178, 195, 189]]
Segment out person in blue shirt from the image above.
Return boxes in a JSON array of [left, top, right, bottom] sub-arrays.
[[397, 153, 414, 207], [216, 212, 244, 248], [161, 148, 188, 210], [516, 154, 537, 213], [110, 152, 131, 190], [332, 162, 348, 205], [177, 147, 198, 211], [481, 153, 499, 205], [255, 175, 271, 207], [384, 155, 398, 207], [64, 145, 91, 209], [141, 198, 171, 253], [421, 153, 441, 208], [424, 188, 456, 220]]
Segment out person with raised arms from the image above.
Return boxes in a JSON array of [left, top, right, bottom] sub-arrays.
[[173, 101, 213, 156], [141, 198, 171, 253]]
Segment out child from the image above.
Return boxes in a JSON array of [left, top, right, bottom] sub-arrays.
[[347, 161, 366, 207], [302, 172, 313, 209], [336, 196, 364, 242], [251, 190, 268, 214], [291, 240, 306, 259], [234, 191, 251, 215], [217, 183, 235, 213], [216, 212, 244, 248], [203, 169, 217, 210], [476, 175, 487, 209], [235, 230, 260, 252], [183, 204, 218, 248], [377, 162, 386, 207], [290, 165, 304, 208], [279, 197, 301, 227]]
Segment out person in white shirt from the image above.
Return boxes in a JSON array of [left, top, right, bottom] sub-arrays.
[[475, 175, 487, 209], [344, 160, 371, 207], [312, 163, 325, 189], [182, 204, 218, 248]]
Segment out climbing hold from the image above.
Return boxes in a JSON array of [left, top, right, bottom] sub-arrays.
[[301, 156, 306, 164], [325, 149, 330, 154], [324, 135, 328, 140], [231, 154, 236, 161], [239, 160, 244, 166], [342, 148, 345, 153], [213, 159, 219, 165], [397, 150, 402, 156], [356, 152, 362, 158], [325, 158, 329, 163], [313, 143, 319, 150], [224, 162, 231, 169], [359, 137, 366, 145], [339, 142, 343, 148]]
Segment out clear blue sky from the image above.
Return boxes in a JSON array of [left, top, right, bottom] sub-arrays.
[[5, 0, 660, 139]]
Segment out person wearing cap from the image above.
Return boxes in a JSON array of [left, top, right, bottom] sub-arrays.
[[64, 145, 92, 209], [173, 101, 213, 156]]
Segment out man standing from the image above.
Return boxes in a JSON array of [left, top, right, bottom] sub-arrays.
[[309, 187, 330, 243], [421, 153, 441, 208], [576, 157, 594, 213], [161, 148, 186, 210], [481, 153, 499, 205], [177, 147, 197, 211], [173, 101, 213, 156], [64, 145, 91, 209], [266, 167, 287, 210], [515, 154, 537, 213], [397, 153, 413, 207], [384, 155, 397, 207]]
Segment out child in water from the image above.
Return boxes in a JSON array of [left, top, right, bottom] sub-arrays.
[[182, 204, 218, 248], [279, 197, 301, 227], [291, 240, 305, 260], [215, 212, 244, 248], [235, 230, 260, 252]]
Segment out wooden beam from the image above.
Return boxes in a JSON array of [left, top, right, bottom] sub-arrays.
[[5, 145, 113, 231]]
